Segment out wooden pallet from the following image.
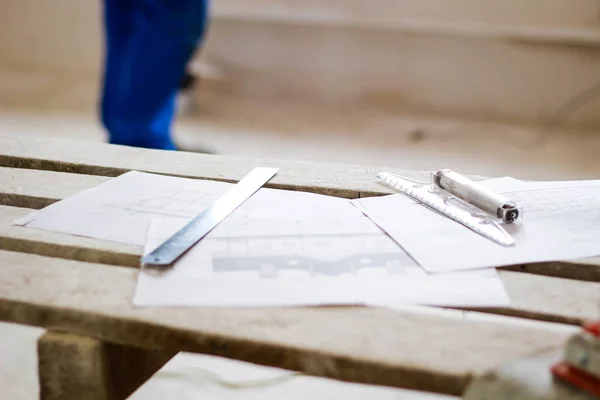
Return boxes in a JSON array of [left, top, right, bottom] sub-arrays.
[[1, 132, 599, 399]]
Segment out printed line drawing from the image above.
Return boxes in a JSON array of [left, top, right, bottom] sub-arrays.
[[505, 186, 600, 219], [101, 191, 218, 218], [207, 234, 420, 278], [212, 253, 414, 277]]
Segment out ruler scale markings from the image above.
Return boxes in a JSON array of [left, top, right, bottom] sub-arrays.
[[377, 172, 514, 247]]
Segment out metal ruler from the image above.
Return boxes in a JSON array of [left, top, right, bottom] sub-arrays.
[[377, 172, 515, 247], [142, 167, 279, 267]]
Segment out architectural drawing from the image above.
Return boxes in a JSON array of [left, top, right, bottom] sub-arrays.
[[209, 233, 420, 278], [505, 185, 600, 219], [355, 177, 600, 272]]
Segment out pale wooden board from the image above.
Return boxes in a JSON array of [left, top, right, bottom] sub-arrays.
[[0, 205, 140, 267], [1, 166, 599, 283], [502, 259, 600, 283], [462, 350, 597, 400], [0, 166, 109, 209], [0, 132, 446, 198], [0, 250, 579, 396], [1, 205, 599, 327], [130, 352, 460, 400], [464, 270, 600, 325]]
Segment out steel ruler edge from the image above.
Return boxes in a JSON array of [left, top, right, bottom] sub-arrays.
[[142, 167, 280, 267]]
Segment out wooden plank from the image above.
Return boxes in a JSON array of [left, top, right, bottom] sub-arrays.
[[462, 271, 600, 326], [38, 331, 175, 400], [130, 353, 461, 400], [0, 166, 109, 209], [0, 132, 445, 198], [503, 259, 600, 284], [2, 166, 599, 283], [0, 205, 140, 267], [0, 250, 578, 396], [1, 205, 599, 325], [461, 350, 588, 400]]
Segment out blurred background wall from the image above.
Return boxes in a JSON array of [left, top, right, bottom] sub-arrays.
[[2, 0, 600, 126]]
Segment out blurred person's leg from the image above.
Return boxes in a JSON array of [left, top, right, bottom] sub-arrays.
[[100, 0, 209, 150]]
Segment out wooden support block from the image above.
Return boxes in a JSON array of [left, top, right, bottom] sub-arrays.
[[38, 330, 175, 400]]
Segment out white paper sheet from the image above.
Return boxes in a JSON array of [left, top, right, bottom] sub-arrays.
[[15, 170, 509, 307], [354, 177, 600, 272], [15, 170, 362, 246], [133, 217, 510, 308]]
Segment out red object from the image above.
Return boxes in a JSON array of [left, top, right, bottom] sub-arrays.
[[551, 361, 600, 399], [583, 321, 600, 338]]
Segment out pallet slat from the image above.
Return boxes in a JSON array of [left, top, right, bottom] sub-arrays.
[[0, 205, 139, 267], [0, 250, 578, 396], [0, 166, 109, 209], [1, 203, 599, 326], [0, 132, 445, 198], [1, 166, 599, 283]]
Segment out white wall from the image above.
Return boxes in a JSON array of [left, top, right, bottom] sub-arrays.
[[1, 0, 599, 127], [0, 0, 102, 72], [0, 0, 597, 73]]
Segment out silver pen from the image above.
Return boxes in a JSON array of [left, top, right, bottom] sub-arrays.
[[432, 169, 522, 223]]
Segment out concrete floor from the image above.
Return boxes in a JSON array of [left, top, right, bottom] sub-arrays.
[[1, 66, 599, 399]]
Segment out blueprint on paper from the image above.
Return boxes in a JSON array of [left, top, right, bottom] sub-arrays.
[[354, 177, 600, 272], [133, 217, 509, 308], [15, 171, 363, 246], [14, 170, 510, 307]]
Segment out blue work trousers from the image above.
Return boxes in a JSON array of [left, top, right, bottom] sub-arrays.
[[100, 0, 208, 150]]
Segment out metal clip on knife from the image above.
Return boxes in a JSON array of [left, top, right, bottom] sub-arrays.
[[377, 169, 520, 247]]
